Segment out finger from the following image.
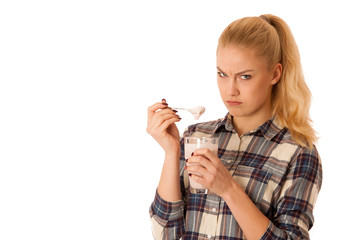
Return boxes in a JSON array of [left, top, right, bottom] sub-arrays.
[[153, 107, 177, 116], [192, 148, 218, 163], [187, 155, 211, 169], [151, 106, 178, 126], [147, 101, 169, 118], [147, 103, 173, 128], [187, 163, 208, 177], [189, 173, 207, 187], [158, 116, 181, 132], [152, 111, 180, 129], [151, 105, 179, 123], [187, 156, 215, 174]]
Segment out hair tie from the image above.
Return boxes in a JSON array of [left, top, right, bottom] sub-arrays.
[[259, 15, 270, 24]]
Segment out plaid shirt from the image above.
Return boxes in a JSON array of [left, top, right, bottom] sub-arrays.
[[150, 114, 322, 240]]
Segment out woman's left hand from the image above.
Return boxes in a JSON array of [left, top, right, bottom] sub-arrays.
[[186, 148, 235, 197]]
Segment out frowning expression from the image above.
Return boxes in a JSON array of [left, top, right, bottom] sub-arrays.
[[216, 45, 281, 119]]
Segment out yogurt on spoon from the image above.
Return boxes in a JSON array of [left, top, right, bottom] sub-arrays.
[[173, 106, 206, 120]]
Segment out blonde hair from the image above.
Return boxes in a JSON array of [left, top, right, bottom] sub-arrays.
[[218, 14, 317, 148]]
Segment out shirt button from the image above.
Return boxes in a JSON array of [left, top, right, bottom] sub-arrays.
[[212, 208, 217, 213], [207, 234, 212, 239]]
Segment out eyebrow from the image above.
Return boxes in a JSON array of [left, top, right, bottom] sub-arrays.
[[217, 67, 254, 75]]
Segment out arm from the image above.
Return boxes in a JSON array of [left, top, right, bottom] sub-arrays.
[[146, 100, 182, 202], [222, 181, 270, 239], [149, 190, 185, 240], [187, 146, 322, 240], [187, 148, 269, 239], [260, 146, 322, 239], [149, 147, 187, 240], [157, 149, 181, 202], [147, 100, 185, 239]]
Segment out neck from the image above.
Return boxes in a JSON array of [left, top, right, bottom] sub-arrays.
[[232, 106, 273, 136]]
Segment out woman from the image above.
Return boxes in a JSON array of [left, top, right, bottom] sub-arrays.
[[147, 14, 322, 240]]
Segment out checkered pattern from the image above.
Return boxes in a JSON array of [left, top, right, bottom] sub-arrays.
[[150, 114, 322, 240]]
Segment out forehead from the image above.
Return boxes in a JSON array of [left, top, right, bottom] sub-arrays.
[[216, 45, 267, 70]]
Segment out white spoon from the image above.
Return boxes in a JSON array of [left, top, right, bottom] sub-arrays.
[[173, 106, 206, 120]]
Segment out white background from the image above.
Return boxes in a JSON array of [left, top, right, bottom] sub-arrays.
[[0, 0, 359, 239]]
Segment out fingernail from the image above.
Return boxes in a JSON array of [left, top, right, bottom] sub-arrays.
[[185, 159, 188, 162], [162, 98, 166, 102], [184, 165, 188, 170], [172, 110, 178, 113], [162, 102, 168, 106], [178, 117, 182, 120], [191, 152, 194, 156], [189, 173, 192, 177]]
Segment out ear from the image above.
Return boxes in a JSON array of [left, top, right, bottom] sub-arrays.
[[270, 63, 282, 85]]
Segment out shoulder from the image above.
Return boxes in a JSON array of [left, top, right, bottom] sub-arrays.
[[289, 144, 323, 188], [182, 117, 225, 138], [264, 119, 321, 178]]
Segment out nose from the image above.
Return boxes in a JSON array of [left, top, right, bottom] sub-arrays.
[[227, 80, 240, 96]]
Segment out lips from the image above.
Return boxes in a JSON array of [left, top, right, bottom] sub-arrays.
[[226, 101, 243, 106]]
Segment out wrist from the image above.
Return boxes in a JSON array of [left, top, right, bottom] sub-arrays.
[[164, 146, 181, 159], [221, 179, 244, 202]]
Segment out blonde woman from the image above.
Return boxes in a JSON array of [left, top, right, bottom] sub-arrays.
[[147, 14, 322, 240]]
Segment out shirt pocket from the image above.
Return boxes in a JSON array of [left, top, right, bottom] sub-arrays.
[[232, 165, 272, 205]]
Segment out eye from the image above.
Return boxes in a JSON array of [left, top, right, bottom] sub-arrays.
[[217, 71, 227, 78], [240, 74, 251, 80]]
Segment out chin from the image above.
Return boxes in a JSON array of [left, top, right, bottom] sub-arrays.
[[227, 108, 248, 118]]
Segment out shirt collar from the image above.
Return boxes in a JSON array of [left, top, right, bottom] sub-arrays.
[[213, 113, 284, 140], [212, 113, 235, 133], [254, 115, 284, 140]]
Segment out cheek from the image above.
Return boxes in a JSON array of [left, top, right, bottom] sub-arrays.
[[217, 79, 226, 98], [243, 81, 270, 102], [251, 83, 271, 102]]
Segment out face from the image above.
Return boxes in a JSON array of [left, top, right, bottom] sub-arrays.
[[216, 45, 281, 120]]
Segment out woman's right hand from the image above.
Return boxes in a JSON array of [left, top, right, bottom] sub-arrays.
[[147, 99, 181, 154]]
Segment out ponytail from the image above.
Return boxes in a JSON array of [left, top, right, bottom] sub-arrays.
[[265, 14, 316, 149]]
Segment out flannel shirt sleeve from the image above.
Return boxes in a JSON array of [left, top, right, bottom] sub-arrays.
[[149, 129, 190, 240], [260, 145, 323, 240], [149, 190, 185, 240]]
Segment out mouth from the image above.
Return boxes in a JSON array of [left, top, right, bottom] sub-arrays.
[[226, 101, 243, 106]]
